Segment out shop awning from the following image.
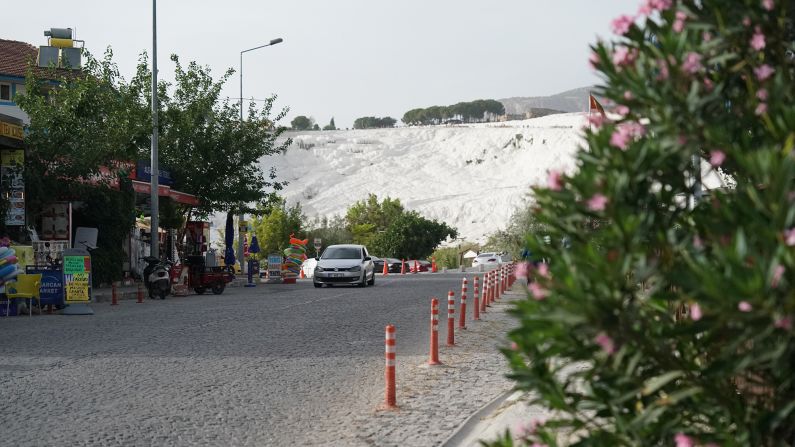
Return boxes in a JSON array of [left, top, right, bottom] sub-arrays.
[[131, 180, 200, 206]]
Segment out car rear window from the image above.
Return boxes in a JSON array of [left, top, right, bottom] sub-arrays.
[[322, 247, 361, 259]]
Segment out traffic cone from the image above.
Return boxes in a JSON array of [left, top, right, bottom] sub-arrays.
[[413, 260, 419, 274], [401, 259, 406, 275], [431, 257, 437, 273], [300, 268, 305, 279], [382, 261, 389, 276]]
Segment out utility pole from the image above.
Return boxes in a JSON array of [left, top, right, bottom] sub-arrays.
[[150, 0, 160, 257]]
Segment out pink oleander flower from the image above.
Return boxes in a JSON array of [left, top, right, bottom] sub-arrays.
[[515, 261, 530, 278], [610, 121, 646, 150], [703, 32, 713, 42], [587, 113, 605, 128], [785, 228, 795, 245], [751, 27, 766, 51], [510, 341, 519, 351], [611, 127, 631, 150], [645, 0, 673, 12], [690, 303, 703, 321], [611, 14, 635, 35], [775, 315, 792, 330], [693, 235, 704, 249], [755, 64, 775, 81], [537, 263, 550, 278], [623, 90, 634, 100], [757, 88, 769, 101], [675, 433, 695, 447], [682, 52, 704, 74], [529, 282, 549, 300], [612, 46, 638, 68], [594, 332, 616, 355], [703, 78, 714, 91], [738, 301, 753, 312], [656, 59, 670, 81], [762, 0, 774, 11], [673, 11, 687, 33], [587, 194, 609, 212], [771, 265, 785, 288], [547, 170, 563, 191], [615, 105, 630, 116], [709, 150, 726, 167], [743, 16, 752, 27], [530, 444, 547, 447], [589, 51, 600, 69], [756, 103, 768, 115]]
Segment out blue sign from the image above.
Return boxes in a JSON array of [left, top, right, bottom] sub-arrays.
[[25, 267, 64, 306], [135, 161, 174, 185]]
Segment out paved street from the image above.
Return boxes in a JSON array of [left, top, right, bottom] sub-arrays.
[[0, 273, 519, 446]]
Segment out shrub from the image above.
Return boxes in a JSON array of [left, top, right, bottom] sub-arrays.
[[492, 1, 795, 446]]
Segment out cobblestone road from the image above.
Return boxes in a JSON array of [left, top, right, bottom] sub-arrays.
[[0, 273, 522, 446]]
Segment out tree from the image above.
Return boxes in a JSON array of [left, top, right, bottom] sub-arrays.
[[489, 1, 795, 446], [305, 215, 352, 258], [291, 115, 312, 130], [370, 211, 457, 259], [346, 194, 404, 234], [322, 117, 336, 131], [250, 198, 304, 256]]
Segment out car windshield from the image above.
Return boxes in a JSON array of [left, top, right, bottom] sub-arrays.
[[477, 253, 495, 258], [322, 247, 361, 259]]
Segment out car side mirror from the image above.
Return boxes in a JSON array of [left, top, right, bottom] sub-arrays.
[[364, 256, 371, 261]]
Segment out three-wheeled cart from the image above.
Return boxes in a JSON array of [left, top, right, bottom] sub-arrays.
[[184, 255, 234, 295]]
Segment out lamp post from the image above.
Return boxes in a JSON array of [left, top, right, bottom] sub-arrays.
[[238, 38, 283, 273], [150, 0, 160, 258]]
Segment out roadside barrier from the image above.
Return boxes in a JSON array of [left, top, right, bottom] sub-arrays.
[[447, 290, 455, 346], [111, 283, 118, 306], [481, 275, 489, 312], [473, 275, 480, 321], [401, 259, 406, 275], [459, 277, 468, 330], [382, 261, 389, 276], [431, 257, 438, 273], [385, 324, 397, 408], [136, 283, 144, 304], [429, 298, 441, 365], [299, 269, 305, 279]]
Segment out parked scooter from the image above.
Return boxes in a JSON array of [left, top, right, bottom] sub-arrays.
[[143, 256, 171, 300]]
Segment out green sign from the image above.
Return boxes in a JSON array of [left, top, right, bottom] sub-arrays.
[[64, 255, 89, 274]]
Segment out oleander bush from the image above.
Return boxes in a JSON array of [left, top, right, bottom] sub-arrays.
[[489, 1, 795, 445]]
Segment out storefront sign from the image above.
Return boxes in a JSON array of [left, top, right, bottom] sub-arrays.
[[267, 253, 282, 283], [0, 121, 23, 141], [1, 150, 25, 226], [134, 160, 174, 185], [63, 254, 91, 303]]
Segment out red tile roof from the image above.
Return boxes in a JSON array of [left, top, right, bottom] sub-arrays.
[[0, 38, 77, 79]]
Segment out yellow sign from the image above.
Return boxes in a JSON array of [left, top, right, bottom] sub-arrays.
[[0, 121, 24, 141], [0, 150, 24, 166], [65, 272, 90, 302]]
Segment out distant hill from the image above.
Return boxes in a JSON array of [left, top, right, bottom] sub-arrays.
[[499, 86, 595, 115]]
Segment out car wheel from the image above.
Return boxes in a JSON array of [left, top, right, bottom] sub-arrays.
[[358, 274, 366, 287], [211, 283, 225, 295], [194, 287, 206, 295], [367, 271, 375, 286]]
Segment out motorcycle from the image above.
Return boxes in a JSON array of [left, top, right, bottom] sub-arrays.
[[143, 256, 171, 300]]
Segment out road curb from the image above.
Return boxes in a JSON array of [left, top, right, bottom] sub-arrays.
[[440, 388, 516, 447]]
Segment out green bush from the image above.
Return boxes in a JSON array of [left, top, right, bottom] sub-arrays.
[[492, 1, 795, 446]]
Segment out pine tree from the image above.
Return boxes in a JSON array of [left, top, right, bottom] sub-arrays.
[[494, 1, 795, 445]]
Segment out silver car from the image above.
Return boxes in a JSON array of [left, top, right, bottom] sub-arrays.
[[313, 244, 376, 288]]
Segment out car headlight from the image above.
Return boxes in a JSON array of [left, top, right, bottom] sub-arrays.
[[349, 265, 361, 272], [314, 266, 322, 272]]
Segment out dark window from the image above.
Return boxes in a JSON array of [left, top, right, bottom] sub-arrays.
[[0, 84, 10, 101]]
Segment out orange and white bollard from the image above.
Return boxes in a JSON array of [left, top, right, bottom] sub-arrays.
[[385, 325, 397, 408], [136, 283, 144, 303], [446, 290, 455, 346], [459, 277, 468, 330], [429, 298, 441, 365], [111, 283, 118, 306], [482, 275, 489, 312], [473, 276, 480, 321], [400, 259, 406, 275], [431, 257, 438, 273]]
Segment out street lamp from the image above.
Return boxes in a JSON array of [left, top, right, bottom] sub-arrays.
[[238, 37, 283, 272], [150, 0, 160, 258]]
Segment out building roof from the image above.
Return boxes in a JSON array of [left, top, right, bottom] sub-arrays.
[[0, 38, 76, 79]]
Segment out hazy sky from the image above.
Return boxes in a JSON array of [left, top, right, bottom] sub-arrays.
[[7, 1, 640, 128]]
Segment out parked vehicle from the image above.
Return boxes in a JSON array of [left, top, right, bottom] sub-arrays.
[[313, 244, 376, 288], [407, 260, 431, 273], [471, 252, 504, 269], [143, 256, 171, 299], [385, 258, 409, 273], [184, 255, 234, 295], [372, 256, 385, 273]]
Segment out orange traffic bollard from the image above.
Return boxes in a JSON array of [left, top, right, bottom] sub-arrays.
[[473, 275, 480, 321], [459, 277, 468, 330], [111, 283, 118, 306], [382, 260, 389, 276], [400, 259, 406, 275], [385, 325, 397, 408], [446, 290, 455, 346], [137, 283, 144, 303], [431, 257, 438, 273], [429, 298, 441, 365]]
